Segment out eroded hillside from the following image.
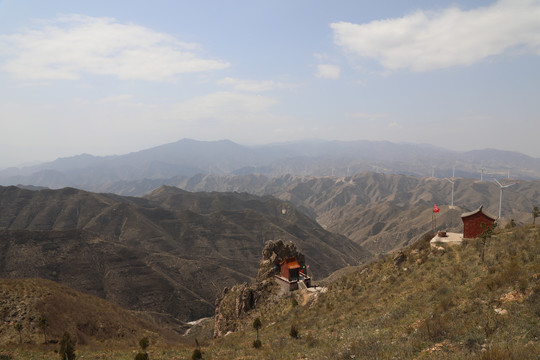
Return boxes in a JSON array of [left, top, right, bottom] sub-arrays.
[[0, 277, 179, 346], [164, 173, 540, 253], [0, 185, 369, 326]]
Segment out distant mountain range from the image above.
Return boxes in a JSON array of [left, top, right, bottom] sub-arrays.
[[0, 185, 369, 327], [1, 139, 540, 192], [133, 172, 540, 254]]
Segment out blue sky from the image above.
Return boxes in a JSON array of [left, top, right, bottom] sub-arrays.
[[1, 0, 539, 168]]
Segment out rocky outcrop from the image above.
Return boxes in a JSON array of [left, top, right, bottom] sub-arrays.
[[257, 239, 306, 282], [214, 239, 304, 338], [213, 280, 275, 338], [393, 250, 407, 268]]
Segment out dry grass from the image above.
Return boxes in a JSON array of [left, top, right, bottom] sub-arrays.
[[2, 226, 538, 359], [202, 225, 540, 359]]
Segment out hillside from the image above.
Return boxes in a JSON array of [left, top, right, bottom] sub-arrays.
[[202, 225, 540, 359], [0, 186, 369, 326], [0, 277, 179, 346], [123, 172, 540, 254], [275, 173, 540, 253]]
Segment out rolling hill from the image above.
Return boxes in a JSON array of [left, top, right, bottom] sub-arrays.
[[109, 172, 540, 254], [0, 185, 369, 327], [0, 277, 179, 346]]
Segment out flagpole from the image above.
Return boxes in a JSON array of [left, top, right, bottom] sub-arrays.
[[432, 204, 440, 234]]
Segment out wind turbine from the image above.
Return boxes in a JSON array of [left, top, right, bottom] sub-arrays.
[[444, 177, 456, 208], [492, 177, 517, 219]]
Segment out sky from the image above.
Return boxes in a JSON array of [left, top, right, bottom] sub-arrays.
[[0, 0, 539, 168]]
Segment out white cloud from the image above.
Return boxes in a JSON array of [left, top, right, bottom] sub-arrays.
[[169, 91, 278, 122], [97, 94, 133, 104], [315, 64, 341, 79], [0, 14, 229, 81], [217, 77, 295, 92], [331, 0, 540, 72], [344, 112, 389, 121]]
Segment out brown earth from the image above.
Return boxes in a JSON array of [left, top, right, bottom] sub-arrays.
[[0, 277, 179, 346], [0, 185, 370, 328]]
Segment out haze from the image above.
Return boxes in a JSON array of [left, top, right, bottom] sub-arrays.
[[1, 0, 539, 169]]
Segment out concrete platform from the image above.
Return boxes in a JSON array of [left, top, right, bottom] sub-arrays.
[[430, 232, 463, 246]]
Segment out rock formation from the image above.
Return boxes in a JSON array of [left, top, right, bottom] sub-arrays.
[[257, 239, 306, 282], [393, 250, 407, 268], [214, 239, 304, 338]]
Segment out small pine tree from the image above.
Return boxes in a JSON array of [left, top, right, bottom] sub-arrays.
[[14, 323, 23, 344], [478, 222, 497, 263], [253, 317, 262, 341], [191, 338, 202, 360], [59, 331, 76, 360], [533, 206, 539, 225], [134, 337, 150, 360], [38, 317, 49, 344], [253, 339, 262, 349], [139, 337, 149, 351]]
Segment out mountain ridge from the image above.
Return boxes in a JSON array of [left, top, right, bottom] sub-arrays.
[[2, 139, 540, 191], [0, 185, 369, 326]]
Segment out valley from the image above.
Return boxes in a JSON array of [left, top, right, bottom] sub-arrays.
[[0, 184, 369, 332], [1, 167, 539, 358]]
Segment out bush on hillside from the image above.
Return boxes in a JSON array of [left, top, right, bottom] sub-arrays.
[[59, 331, 76, 360]]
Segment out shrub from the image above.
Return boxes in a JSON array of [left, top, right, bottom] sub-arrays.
[[134, 336, 150, 359], [139, 337, 149, 351], [59, 331, 76, 360], [134, 353, 149, 360], [252, 339, 262, 348], [289, 325, 299, 339], [191, 349, 202, 360], [464, 333, 484, 352], [419, 314, 447, 341]]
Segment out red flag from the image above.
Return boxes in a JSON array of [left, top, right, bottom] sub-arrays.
[[433, 204, 440, 213]]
